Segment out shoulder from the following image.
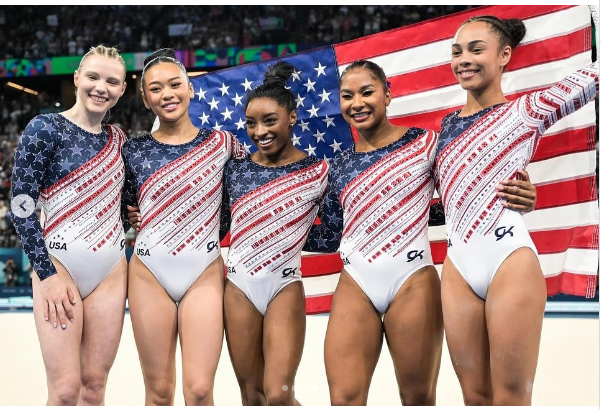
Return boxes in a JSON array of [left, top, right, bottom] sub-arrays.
[[122, 133, 151, 154], [20, 114, 60, 147]]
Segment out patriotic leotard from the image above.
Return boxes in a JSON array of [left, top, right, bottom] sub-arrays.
[[122, 129, 245, 302], [305, 127, 438, 313], [222, 155, 328, 315], [435, 62, 599, 299], [12, 114, 127, 298]]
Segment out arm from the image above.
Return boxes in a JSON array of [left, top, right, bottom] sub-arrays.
[[120, 145, 138, 232], [219, 164, 232, 242], [303, 171, 343, 253]]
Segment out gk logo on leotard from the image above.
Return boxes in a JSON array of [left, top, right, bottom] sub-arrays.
[[494, 226, 514, 241], [120, 239, 125, 251], [447, 239, 453, 248], [407, 250, 424, 262], [206, 241, 219, 253], [342, 257, 351, 266], [282, 267, 297, 278]]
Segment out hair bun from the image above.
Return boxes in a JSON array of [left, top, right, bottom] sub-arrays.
[[263, 61, 295, 88], [143, 48, 177, 67], [501, 18, 526, 48]]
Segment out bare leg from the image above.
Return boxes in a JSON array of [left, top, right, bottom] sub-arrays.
[[128, 255, 178, 405], [32, 260, 83, 405], [78, 257, 128, 405], [486, 248, 546, 405], [179, 257, 225, 406], [262, 281, 306, 406], [224, 280, 266, 405], [383, 265, 443, 405], [441, 257, 493, 405], [324, 270, 383, 405]]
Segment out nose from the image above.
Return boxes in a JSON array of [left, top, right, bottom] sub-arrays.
[[255, 122, 268, 137], [95, 80, 107, 94], [351, 94, 364, 111]]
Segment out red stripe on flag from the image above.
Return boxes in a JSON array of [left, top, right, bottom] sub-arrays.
[[532, 127, 595, 162], [334, 5, 574, 64], [388, 29, 590, 98], [531, 225, 599, 254], [302, 253, 343, 277], [546, 273, 598, 298], [535, 178, 597, 210], [306, 294, 334, 315]]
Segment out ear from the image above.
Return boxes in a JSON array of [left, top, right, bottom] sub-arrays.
[[188, 81, 194, 99], [384, 88, 392, 107], [120, 81, 127, 97], [499, 45, 512, 69], [140, 87, 150, 110], [73, 70, 80, 89], [289, 110, 297, 127]]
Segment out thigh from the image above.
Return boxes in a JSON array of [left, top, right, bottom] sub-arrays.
[[263, 281, 306, 391], [223, 279, 265, 392], [441, 256, 492, 405], [32, 261, 84, 388], [179, 257, 225, 387], [80, 257, 128, 377], [128, 255, 178, 386], [383, 265, 443, 405], [486, 248, 546, 404], [324, 270, 383, 405]]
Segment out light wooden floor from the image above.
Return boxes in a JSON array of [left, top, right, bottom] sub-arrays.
[[0, 312, 598, 406]]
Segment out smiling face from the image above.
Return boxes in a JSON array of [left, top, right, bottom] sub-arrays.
[[141, 61, 194, 122], [339, 67, 391, 133], [245, 97, 296, 158], [451, 21, 511, 92], [73, 54, 126, 116]]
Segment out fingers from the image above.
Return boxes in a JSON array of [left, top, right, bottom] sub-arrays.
[[67, 286, 77, 306], [55, 301, 68, 330], [48, 299, 58, 329], [63, 299, 75, 324], [517, 169, 531, 182]]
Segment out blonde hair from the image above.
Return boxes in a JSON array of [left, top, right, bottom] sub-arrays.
[[77, 45, 127, 79]]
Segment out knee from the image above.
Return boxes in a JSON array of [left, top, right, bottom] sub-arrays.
[[80, 372, 108, 404], [329, 386, 367, 406], [492, 379, 533, 406], [146, 379, 175, 405], [239, 384, 266, 406], [463, 391, 493, 406], [401, 387, 436, 406], [264, 384, 294, 406], [184, 381, 213, 405], [49, 379, 81, 406]]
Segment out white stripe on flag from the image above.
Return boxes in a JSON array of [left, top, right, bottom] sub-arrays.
[[538, 249, 600, 277], [526, 151, 596, 185], [302, 273, 340, 296], [524, 202, 599, 231]]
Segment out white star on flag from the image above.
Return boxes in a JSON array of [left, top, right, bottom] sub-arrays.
[[196, 87, 207, 100], [231, 93, 244, 106], [299, 119, 311, 132], [221, 107, 233, 121], [318, 88, 332, 103], [313, 129, 326, 143], [307, 104, 320, 118], [303, 78, 316, 93], [291, 70, 302, 81], [329, 139, 343, 153], [305, 143, 316, 156], [208, 97, 220, 111], [296, 94, 306, 107], [322, 115, 335, 127], [219, 83, 230, 96], [241, 78, 253, 91], [242, 142, 252, 154], [291, 133, 301, 146], [314, 62, 326, 77], [212, 121, 223, 131], [235, 118, 246, 130], [198, 112, 210, 125]]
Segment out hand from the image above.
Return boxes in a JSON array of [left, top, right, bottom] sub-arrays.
[[496, 169, 537, 213], [39, 274, 77, 329], [127, 205, 141, 231]]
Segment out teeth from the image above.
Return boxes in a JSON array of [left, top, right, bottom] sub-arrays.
[[352, 112, 369, 118], [90, 95, 108, 102], [163, 103, 177, 109], [258, 138, 274, 146]]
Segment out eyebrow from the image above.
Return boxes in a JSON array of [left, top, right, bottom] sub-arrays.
[[452, 39, 487, 48], [147, 76, 181, 86], [246, 112, 278, 120], [83, 70, 122, 82], [340, 84, 375, 93]]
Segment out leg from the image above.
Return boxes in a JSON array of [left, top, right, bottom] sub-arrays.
[[78, 257, 128, 405], [383, 265, 443, 405], [324, 270, 383, 405], [441, 257, 493, 405], [262, 281, 306, 406], [179, 257, 225, 406], [32, 260, 84, 405], [223, 280, 266, 405], [486, 248, 546, 405], [128, 255, 178, 405]]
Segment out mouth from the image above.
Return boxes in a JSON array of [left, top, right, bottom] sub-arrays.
[[89, 95, 109, 103], [457, 69, 480, 79], [256, 137, 275, 148], [161, 102, 179, 112], [350, 111, 371, 123]]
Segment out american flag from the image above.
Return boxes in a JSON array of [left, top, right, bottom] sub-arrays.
[[191, 5, 598, 313], [188, 47, 353, 160]]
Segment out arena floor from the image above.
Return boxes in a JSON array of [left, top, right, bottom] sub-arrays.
[[0, 312, 598, 406]]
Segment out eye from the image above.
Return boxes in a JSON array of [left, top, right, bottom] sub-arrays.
[[362, 90, 374, 97], [171, 82, 181, 88], [87, 74, 98, 80], [451, 50, 461, 57], [246, 120, 256, 127], [108, 80, 119, 85], [341, 93, 352, 100], [149, 87, 160, 92], [265, 117, 277, 125]]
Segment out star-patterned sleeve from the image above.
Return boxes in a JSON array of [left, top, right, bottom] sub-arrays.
[[120, 141, 137, 233], [303, 167, 343, 253], [219, 161, 232, 241], [11, 115, 59, 281], [225, 130, 247, 160]]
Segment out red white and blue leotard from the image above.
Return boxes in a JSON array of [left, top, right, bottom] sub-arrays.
[[305, 127, 438, 313], [122, 129, 245, 302], [435, 62, 599, 299], [222, 155, 328, 315], [12, 113, 127, 298]]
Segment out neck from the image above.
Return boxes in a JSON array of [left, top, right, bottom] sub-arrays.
[[62, 105, 105, 133], [461, 82, 508, 116], [355, 120, 407, 152], [153, 117, 199, 144], [253, 139, 306, 167]]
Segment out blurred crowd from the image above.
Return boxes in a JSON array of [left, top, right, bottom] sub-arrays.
[[0, 5, 472, 60]]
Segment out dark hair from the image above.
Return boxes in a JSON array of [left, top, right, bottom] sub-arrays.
[[462, 15, 526, 49], [245, 61, 296, 113], [340, 60, 390, 92], [141, 48, 188, 86]]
